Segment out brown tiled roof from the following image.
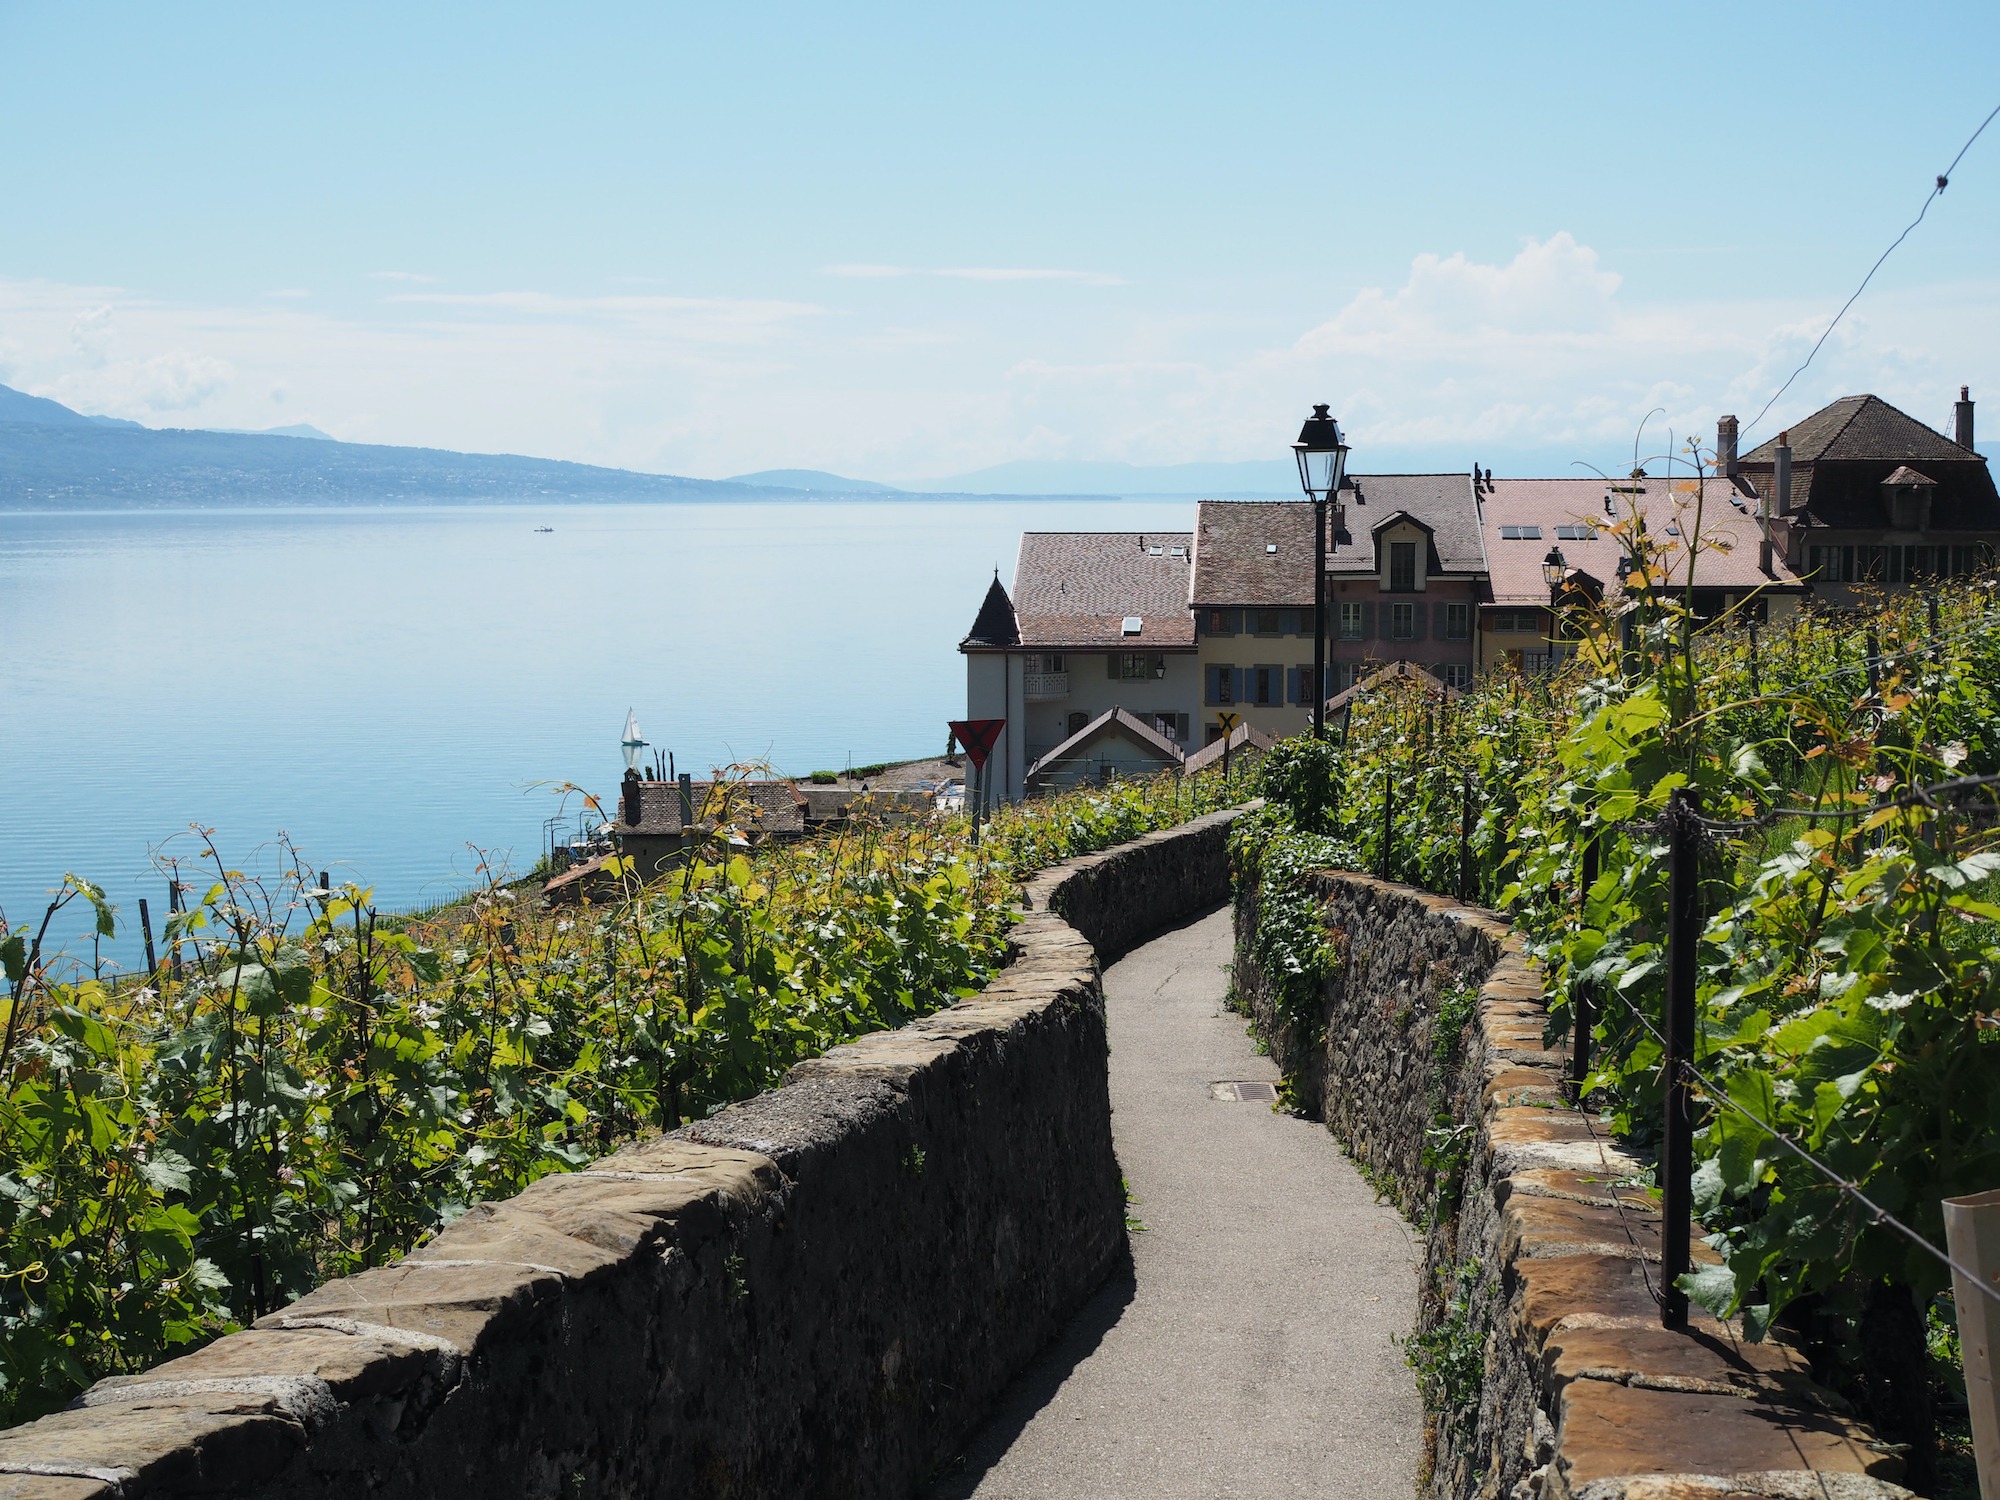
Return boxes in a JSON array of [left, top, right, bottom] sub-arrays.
[[617, 780, 806, 837], [1191, 500, 1315, 606], [1009, 532, 1196, 648], [1328, 474, 1485, 577], [1740, 394, 1978, 466], [1479, 478, 1805, 606]]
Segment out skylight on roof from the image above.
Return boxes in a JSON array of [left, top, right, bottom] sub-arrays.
[[1555, 524, 1593, 540], [1499, 524, 1544, 540], [1265, 543, 1278, 553], [1149, 546, 1163, 555], [1122, 616, 1143, 635]]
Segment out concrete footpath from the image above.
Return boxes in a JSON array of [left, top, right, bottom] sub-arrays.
[[928, 905, 1423, 1500]]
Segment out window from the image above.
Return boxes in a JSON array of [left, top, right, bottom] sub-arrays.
[[1152, 712, 1189, 742], [1250, 665, 1281, 705], [1253, 608, 1284, 636], [1067, 711, 1088, 736], [1499, 524, 1544, 540], [1489, 609, 1544, 634], [1389, 602, 1416, 640], [1441, 602, 1470, 641], [1554, 524, 1594, 541], [1389, 541, 1418, 592], [1339, 602, 1365, 640], [1029, 653, 1064, 673], [1113, 652, 1162, 679], [1438, 663, 1473, 689], [1211, 665, 1236, 705], [1204, 608, 1238, 635]]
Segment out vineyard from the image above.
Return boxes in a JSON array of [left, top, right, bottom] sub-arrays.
[[0, 765, 1255, 1428], [1244, 564, 2000, 1492]]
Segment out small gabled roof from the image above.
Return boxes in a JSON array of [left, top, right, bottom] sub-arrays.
[[1882, 465, 1937, 486], [1025, 707, 1184, 780], [962, 575, 1021, 647], [1181, 721, 1276, 775], [1324, 659, 1461, 714], [1740, 394, 1980, 467]]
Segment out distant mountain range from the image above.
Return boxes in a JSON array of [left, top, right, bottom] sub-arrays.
[[0, 382, 1332, 508], [0, 385, 780, 508], [725, 468, 904, 494]]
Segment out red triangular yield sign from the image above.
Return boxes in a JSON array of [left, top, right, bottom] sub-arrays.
[[949, 718, 1006, 770]]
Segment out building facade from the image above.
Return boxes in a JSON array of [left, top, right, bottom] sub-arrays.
[[1735, 390, 1999, 607]]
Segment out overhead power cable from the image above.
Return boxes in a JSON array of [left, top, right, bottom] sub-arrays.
[[1742, 99, 2000, 444]]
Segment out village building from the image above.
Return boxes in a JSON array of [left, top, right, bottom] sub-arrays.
[[1732, 389, 1998, 606], [610, 774, 808, 880], [959, 532, 1200, 803], [1475, 473, 1809, 671]]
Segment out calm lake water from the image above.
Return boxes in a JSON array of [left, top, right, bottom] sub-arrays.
[[0, 498, 1186, 967]]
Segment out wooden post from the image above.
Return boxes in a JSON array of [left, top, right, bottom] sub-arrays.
[[1379, 774, 1395, 883], [1945, 1189, 2000, 1500], [167, 880, 183, 981], [1747, 621, 1760, 700], [970, 760, 982, 846], [1661, 789, 1700, 1328], [1571, 835, 1598, 1094], [1456, 772, 1474, 903], [138, 898, 159, 980], [1931, 593, 1944, 665]]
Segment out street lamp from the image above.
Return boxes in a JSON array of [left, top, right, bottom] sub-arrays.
[[1541, 546, 1568, 593], [1293, 404, 1350, 738]]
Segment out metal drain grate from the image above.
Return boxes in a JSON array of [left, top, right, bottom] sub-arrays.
[[1209, 1081, 1279, 1103]]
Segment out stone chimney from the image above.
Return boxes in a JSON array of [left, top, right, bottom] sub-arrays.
[[620, 768, 643, 827], [1775, 431, 1792, 517], [1957, 385, 1976, 450], [1717, 414, 1739, 477]]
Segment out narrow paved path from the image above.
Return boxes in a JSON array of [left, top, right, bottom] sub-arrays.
[[930, 906, 1423, 1500]]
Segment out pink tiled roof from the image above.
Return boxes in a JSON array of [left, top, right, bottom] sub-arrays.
[[1481, 477, 1806, 606], [1010, 531, 1196, 648]]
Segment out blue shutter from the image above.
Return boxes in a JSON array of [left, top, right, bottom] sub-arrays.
[[1233, 667, 1248, 703], [1204, 665, 1219, 705], [1286, 666, 1301, 704]]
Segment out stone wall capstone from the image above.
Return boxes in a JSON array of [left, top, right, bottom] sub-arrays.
[[1232, 870, 1913, 1500], [0, 806, 1248, 1500]]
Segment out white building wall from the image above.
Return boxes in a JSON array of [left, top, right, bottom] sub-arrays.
[[969, 649, 1201, 803]]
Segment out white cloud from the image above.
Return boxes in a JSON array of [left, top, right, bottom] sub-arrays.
[[368, 270, 437, 282]]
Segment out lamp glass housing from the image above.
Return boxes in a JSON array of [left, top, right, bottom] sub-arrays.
[[1541, 546, 1568, 591], [1292, 404, 1350, 500]]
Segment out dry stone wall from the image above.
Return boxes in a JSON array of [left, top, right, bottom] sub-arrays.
[[1233, 871, 1914, 1500], [0, 807, 1247, 1500]]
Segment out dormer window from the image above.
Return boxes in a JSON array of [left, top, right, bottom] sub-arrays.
[[1881, 466, 1937, 532], [1389, 540, 1417, 592]]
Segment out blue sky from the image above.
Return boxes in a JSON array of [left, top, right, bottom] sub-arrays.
[[2, 2, 1997, 481]]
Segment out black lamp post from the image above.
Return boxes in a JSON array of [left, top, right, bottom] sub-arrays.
[[1542, 546, 1567, 665], [1293, 404, 1350, 738]]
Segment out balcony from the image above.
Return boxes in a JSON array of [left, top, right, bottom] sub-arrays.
[[1024, 671, 1069, 701]]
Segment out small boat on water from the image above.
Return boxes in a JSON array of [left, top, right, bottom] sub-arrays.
[[534, 525, 554, 533]]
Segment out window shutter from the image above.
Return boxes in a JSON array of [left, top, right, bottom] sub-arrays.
[[1413, 602, 1429, 640], [1204, 665, 1219, 705], [1107, 653, 1120, 680], [1360, 601, 1375, 639], [1177, 713, 1190, 741], [1233, 667, 1248, 703], [1286, 666, 1300, 704]]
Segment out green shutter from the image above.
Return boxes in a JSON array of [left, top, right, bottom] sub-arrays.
[[1107, 652, 1120, 679], [1360, 601, 1375, 639]]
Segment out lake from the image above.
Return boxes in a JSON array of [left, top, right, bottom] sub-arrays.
[[0, 498, 1188, 968]]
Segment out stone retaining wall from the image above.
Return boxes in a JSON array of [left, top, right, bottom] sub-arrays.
[[0, 807, 1247, 1500], [1233, 871, 1913, 1500]]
